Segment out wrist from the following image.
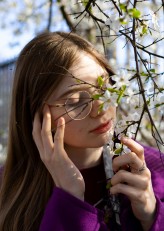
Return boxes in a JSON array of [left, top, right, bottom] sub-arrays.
[[140, 207, 156, 231]]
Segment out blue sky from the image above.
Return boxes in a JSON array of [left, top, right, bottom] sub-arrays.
[[0, 0, 163, 72], [0, 29, 35, 62], [0, 0, 69, 62]]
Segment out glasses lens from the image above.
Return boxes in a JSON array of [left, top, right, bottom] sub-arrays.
[[65, 91, 92, 120]]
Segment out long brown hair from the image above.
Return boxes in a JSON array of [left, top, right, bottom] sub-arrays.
[[0, 32, 114, 230]]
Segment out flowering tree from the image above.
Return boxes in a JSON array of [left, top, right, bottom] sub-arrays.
[[57, 0, 164, 154], [0, 0, 163, 160]]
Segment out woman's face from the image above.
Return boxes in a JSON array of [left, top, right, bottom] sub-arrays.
[[48, 52, 116, 149]]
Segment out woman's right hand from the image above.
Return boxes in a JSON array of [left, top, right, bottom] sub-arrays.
[[32, 105, 85, 200]]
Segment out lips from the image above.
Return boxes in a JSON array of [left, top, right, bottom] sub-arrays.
[[89, 120, 113, 134]]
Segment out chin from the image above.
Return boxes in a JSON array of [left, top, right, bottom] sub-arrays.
[[65, 131, 114, 149], [88, 134, 111, 148]]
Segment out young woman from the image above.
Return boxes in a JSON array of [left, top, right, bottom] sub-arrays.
[[0, 32, 164, 231]]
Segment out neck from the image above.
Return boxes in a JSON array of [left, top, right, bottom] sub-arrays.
[[64, 145, 103, 170]]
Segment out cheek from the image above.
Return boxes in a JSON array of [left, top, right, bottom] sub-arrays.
[[50, 107, 83, 139], [108, 107, 116, 118], [64, 122, 85, 143], [50, 107, 70, 129], [65, 122, 82, 134], [50, 109, 58, 129]]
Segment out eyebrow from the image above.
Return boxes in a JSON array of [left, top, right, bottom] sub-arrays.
[[58, 86, 92, 100], [58, 73, 112, 100]]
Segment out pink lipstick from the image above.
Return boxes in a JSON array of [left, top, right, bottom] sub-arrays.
[[90, 120, 113, 134]]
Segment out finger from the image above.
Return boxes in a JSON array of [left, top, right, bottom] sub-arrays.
[[113, 152, 145, 173], [121, 137, 145, 161], [54, 117, 65, 150], [41, 105, 54, 150], [111, 169, 150, 190], [110, 183, 143, 201], [32, 112, 43, 153]]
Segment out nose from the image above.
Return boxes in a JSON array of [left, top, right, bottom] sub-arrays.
[[89, 99, 106, 118]]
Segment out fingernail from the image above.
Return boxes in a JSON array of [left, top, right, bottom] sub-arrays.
[[58, 117, 64, 127], [121, 136, 129, 144]]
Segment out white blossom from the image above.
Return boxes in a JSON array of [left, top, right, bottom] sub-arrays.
[[125, 88, 135, 104], [114, 141, 131, 155], [128, 95, 143, 113], [150, 10, 160, 30], [115, 143, 122, 149], [135, 20, 149, 41], [122, 146, 131, 154], [108, 140, 114, 149], [115, 120, 127, 135], [99, 90, 118, 111], [111, 70, 131, 88], [127, 125, 137, 137], [125, 112, 140, 122], [146, 81, 155, 95]]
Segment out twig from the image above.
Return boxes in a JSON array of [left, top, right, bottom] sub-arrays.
[[47, 0, 53, 31], [131, 2, 163, 147]]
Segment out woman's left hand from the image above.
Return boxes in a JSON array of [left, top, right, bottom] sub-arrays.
[[110, 137, 156, 231]]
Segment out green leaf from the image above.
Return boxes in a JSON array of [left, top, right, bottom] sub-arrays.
[[122, 85, 126, 91], [106, 180, 112, 189], [97, 76, 104, 88], [107, 88, 119, 93], [119, 18, 128, 25], [150, 69, 155, 73], [98, 104, 104, 114], [92, 94, 101, 100], [140, 71, 149, 77], [142, 26, 148, 34], [114, 148, 122, 155], [155, 103, 164, 108], [117, 85, 126, 104], [82, 0, 92, 12], [128, 8, 141, 18], [76, 79, 82, 83], [119, 3, 127, 12], [146, 123, 151, 130], [146, 98, 150, 106]]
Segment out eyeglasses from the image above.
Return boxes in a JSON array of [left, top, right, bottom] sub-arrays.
[[47, 91, 94, 120]]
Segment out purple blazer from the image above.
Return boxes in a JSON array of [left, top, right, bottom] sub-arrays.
[[0, 146, 164, 230], [39, 146, 164, 231]]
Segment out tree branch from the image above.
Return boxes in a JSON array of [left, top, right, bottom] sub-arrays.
[[131, 4, 163, 146], [58, 0, 74, 31], [47, 0, 53, 31]]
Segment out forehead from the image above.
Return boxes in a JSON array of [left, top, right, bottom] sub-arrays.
[[53, 53, 106, 99], [69, 52, 105, 83]]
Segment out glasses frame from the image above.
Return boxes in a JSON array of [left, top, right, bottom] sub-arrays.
[[46, 90, 94, 121]]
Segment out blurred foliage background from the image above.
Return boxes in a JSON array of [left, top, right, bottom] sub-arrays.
[[0, 0, 163, 163]]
